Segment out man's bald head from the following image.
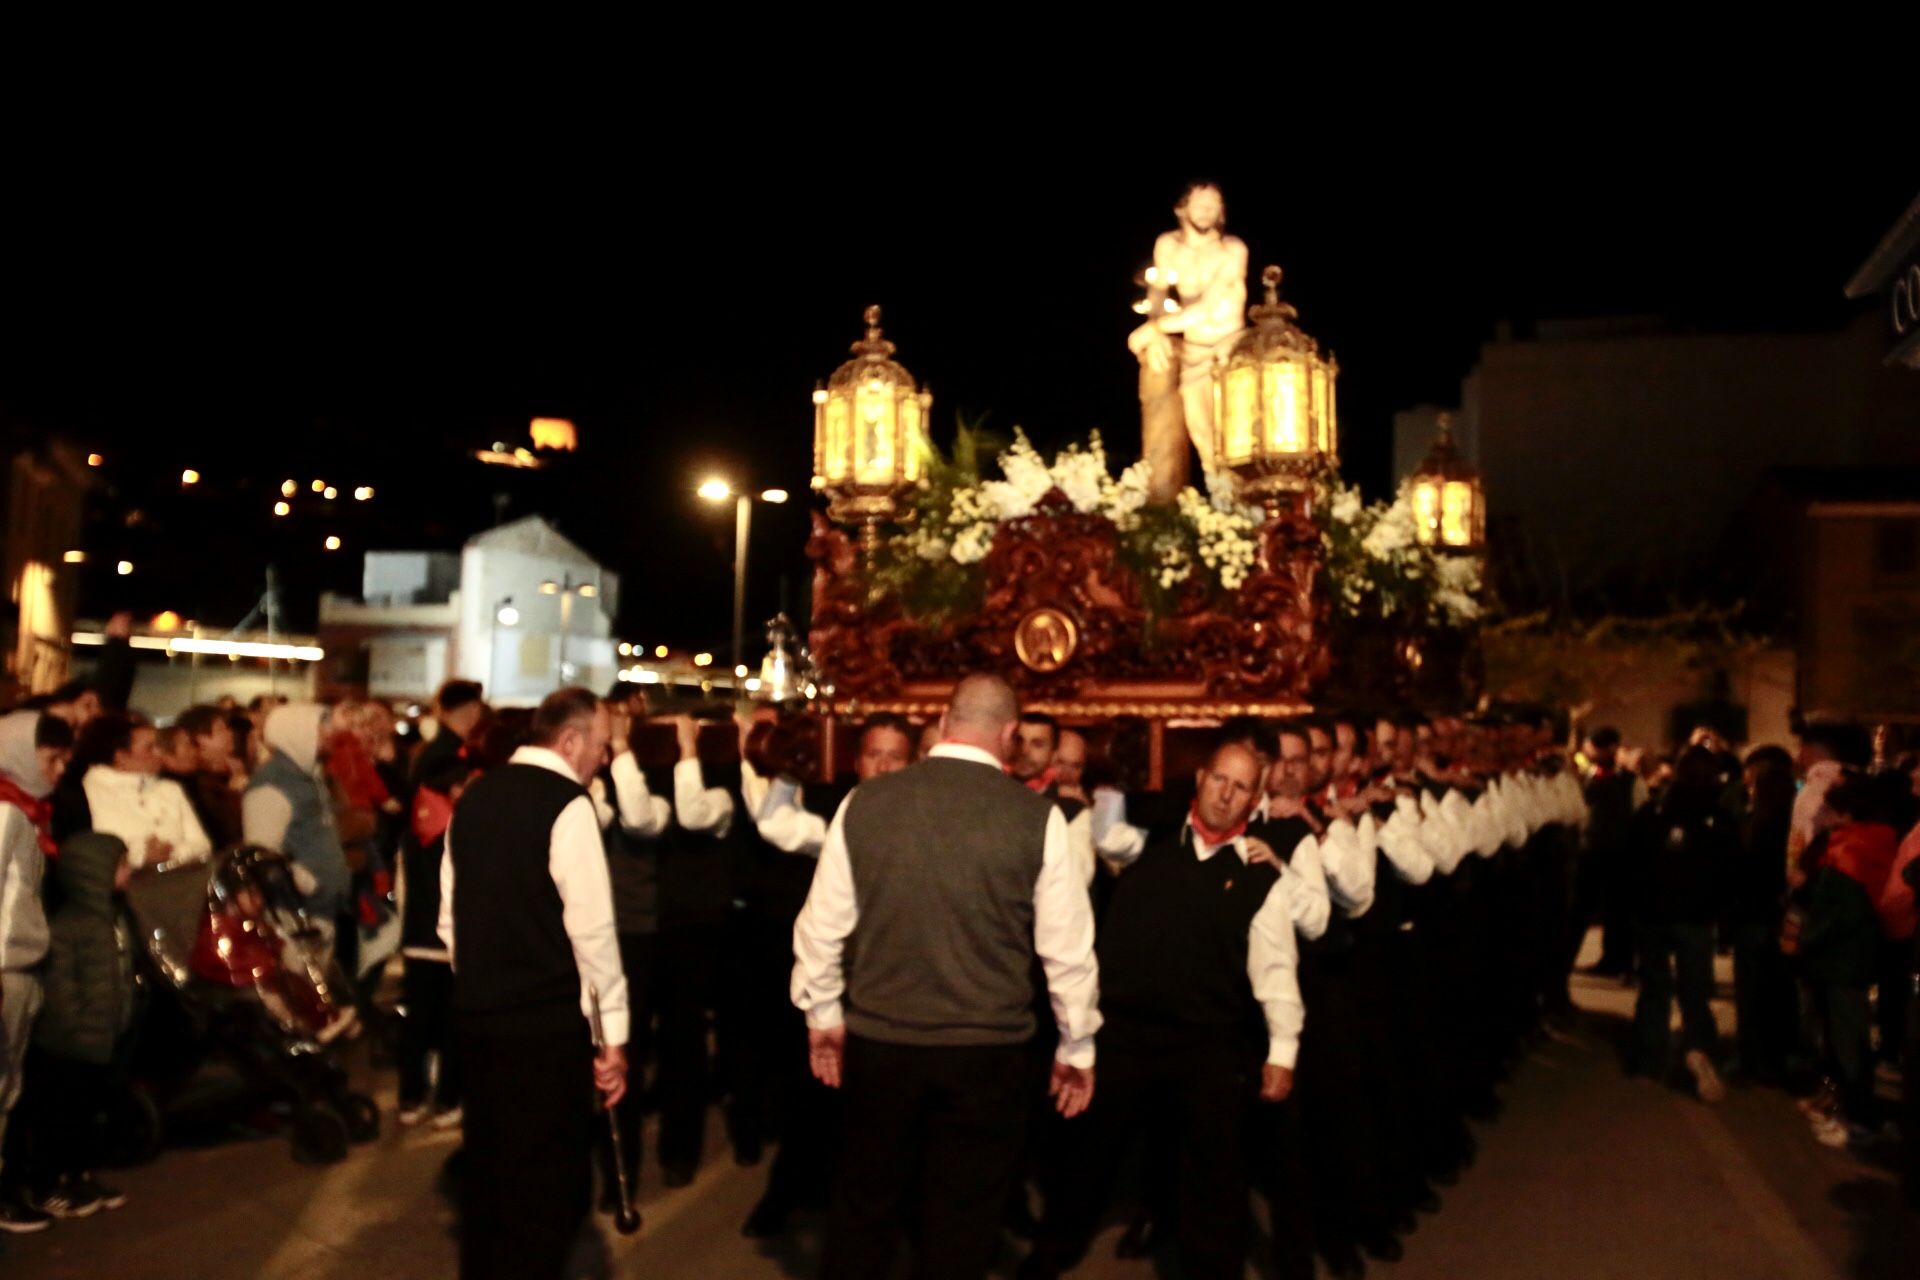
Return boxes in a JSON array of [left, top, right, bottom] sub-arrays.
[[941, 673, 1021, 760], [1194, 740, 1263, 834]]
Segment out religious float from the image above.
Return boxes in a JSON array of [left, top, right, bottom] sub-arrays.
[[789, 185, 1489, 785]]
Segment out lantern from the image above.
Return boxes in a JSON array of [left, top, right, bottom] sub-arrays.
[[1215, 265, 1340, 515], [1410, 412, 1485, 553], [812, 305, 931, 553]]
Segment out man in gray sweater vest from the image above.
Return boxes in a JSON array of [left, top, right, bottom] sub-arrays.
[[792, 673, 1101, 1280]]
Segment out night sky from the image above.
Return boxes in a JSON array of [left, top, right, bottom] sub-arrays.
[[2, 113, 1911, 658]]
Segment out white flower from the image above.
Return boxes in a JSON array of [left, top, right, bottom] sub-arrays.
[[950, 523, 995, 564], [979, 480, 1034, 522], [997, 430, 1055, 507], [1434, 587, 1481, 622], [916, 535, 949, 562], [1330, 485, 1363, 525], [1050, 448, 1105, 514]]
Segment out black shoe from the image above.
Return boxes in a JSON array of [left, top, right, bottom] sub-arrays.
[[1114, 1209, 1159, 1259], [661, 1162, 696, 1189], [0, 1196, 52, 1234], [742, 1193, 789, 1238], [1360, 1232, 1405, 1263], [74, 1174, 127, 1212]]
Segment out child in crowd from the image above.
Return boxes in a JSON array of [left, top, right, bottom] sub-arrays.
[[29, 831, 137, 1218]]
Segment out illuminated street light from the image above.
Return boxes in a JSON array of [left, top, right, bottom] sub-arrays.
[[181, 469, 200, 486], [323, 486, 339, 501], [697, 475, 790, 679], [62, 550, 85, 564], [497, 604, 520, 627], [760, 488, 789, 504], [618, 642, 632, 656], [655, 645, 669, 659], [324, 536, 341, 551], [734, 664, 749, 678], [577, 583, 598, 599], [281, 479, 298, 497], [274, 501, 290, 516], [693, 652, 714, 668], [697, 478, 732, 503], [87, 453, 103, 467], [354, 486, 374, 501], [116, 561, 133, 576], [311, 479, 325, 493]]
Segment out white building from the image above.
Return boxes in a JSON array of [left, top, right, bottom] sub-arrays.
[[318, 515, 621, 706]]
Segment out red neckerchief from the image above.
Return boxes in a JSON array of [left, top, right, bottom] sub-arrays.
[[0, 776, 57, 856], [1023, 766, 1058, 794], [1187, 800, 1249, 850]]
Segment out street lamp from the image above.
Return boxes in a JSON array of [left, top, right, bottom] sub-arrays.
[[491, 596, 518, 699], [698, 479, 791, 681], [539, 574, 602, 686]]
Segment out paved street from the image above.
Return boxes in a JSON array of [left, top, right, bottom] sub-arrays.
[[5, 946, 1916, 1279]]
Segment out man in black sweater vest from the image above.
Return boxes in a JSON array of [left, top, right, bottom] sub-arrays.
[[1023, 740, 1303, 1280], [792, 674, 1101, 1280], [438, 688, 628, 1280]]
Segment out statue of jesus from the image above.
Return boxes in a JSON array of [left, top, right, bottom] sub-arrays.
[[1129, 182, 1248, 502]]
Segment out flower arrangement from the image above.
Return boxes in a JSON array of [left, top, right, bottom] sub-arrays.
[[864, 426, 1483, 629]]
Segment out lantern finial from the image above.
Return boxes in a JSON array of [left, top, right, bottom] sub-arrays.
[[1249, 265, 1298, 328], [1436, 411, 1454, 441], [1262, 264, 1282, 303], [851, 304, 897, 362]]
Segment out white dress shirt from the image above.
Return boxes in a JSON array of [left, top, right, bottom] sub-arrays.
[[1256, 800, 1329, 941], [742, 759, 828, 857], [790, 742, 1103, 1067], [1187, 826, 1305, 1069], [1089, 786, 1148, 866], [674, 757, 734, 837], [437, 745, 630, 1046], [589, 751, 672, 838], [1377, 796, 1436, 884], [1319, 812, 1378, 917]]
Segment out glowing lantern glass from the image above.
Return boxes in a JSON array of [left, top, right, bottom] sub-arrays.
[[1411, 412, 1485, 553], [812, 305, 931, 546], [1216, 266, 1339, 513]]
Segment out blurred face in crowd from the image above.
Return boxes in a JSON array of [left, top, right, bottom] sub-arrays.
[[1306, 726, 1333, 790], [158, 731, 199, 775], [1585, 737, 1618, 770], [38, 745, 70, 790], [360, 702, 398, 763], [1012, 721, 1058, 782], [193, 717, 235, 772], [1373, 719, 1397, 771], [53, 690, 102, 729], [115, 725, 161, 775], [1053, 731, 1088, 789], [1332, 722, 1359, 779], [857, 725, 913, 781], [1195, 743, 1262, 834], [1270, 731, 1311, 800]]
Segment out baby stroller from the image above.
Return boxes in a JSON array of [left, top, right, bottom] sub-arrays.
[[122, 845, 381, 1164]]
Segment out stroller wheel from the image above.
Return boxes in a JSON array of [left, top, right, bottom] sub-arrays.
[[343, 1092, 381, 1144], [290, 1102, 351, 1165]]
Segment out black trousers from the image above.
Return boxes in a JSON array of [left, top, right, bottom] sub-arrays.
[[458, 1013, 594, 1280], [655, 920, 725, 1170], [399, 958, 460, 1110], [1031, 1030, 1255, 1280], [823, 1035, 1031, 1280], [30, 1050, 112, 1182]]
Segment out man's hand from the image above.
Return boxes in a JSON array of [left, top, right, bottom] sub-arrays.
[[145, 836, 173, 865], [1260, 1063, 1294, 1103], [1050, 1060, 1095, 1118], [594, 1044, 628, 1108], [673, 715, 700, 761], [1242, 836, 1282, 870], [808, 1025, 847, 1088]]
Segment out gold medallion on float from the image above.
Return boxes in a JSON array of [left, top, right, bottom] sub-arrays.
[[1014, 607, 1078, 673]]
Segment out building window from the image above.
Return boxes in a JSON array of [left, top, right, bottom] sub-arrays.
[[1873, 519, 1919, 582]]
